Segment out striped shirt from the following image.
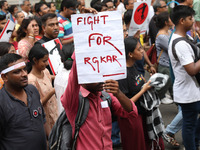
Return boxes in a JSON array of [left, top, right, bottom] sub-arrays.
[[57, 13, 73, 41]]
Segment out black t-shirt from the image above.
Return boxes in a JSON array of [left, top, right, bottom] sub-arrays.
[[0, 85, 47, 150], [118, 65, 146, 115], [35, 36, 52, 45]]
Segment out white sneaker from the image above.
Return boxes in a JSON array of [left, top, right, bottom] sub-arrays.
[[165, 93, 171, 99], [161, 97, 173, 104]]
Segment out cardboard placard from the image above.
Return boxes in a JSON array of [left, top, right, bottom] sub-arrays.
[[128, 0, 151, 36], [0, 20, 15, 42], [71, 11, 126, 84], [42, 38, 63, 75]]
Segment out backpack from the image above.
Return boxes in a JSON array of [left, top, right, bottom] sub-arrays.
[[172, 36, 200, 85], [48, 91, 112, 150], [146, 44, 157, 65], [146, 34, 164, 72]]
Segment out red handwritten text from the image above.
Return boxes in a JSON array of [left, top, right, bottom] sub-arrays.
[[88, 33, 123, 55], [77, 15, 108, 30], [84, 55, 121, 73]]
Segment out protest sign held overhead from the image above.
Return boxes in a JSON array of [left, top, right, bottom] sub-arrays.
[[0, 20, 15, 42], [42, 38, 63, 75], [128, 0, 151, 36], [71, 11, 126, 84]]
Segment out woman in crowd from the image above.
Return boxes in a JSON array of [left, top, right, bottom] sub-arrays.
[[54, 43, 74, 115], [0, 42, 16, 89], [17, 17, 40, 61], [118, 37, 164, 150], [27, 44, 58, 136], [155, 11, 174, 104]]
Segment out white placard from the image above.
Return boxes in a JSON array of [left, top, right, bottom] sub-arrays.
[[0, 20, 15, 42], [71, 11, 126, 84], [128, 0, 151, 36], [42, 38, 64, 75]]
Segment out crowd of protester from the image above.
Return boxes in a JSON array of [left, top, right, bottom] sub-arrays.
[[0, 0, 200, 150]]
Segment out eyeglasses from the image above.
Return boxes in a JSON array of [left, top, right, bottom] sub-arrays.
[[159, 5, 167, 8]]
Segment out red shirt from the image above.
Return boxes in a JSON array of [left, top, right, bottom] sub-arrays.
[[61, 53, 138, 150]]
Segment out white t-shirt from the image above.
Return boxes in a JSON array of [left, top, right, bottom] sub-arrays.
[[54, 68, 70, 115], [168, 33, 200, 103], [117, 2, 126, 16], [22, 11, 33, 18]]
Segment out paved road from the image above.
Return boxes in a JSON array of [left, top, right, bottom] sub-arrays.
[[113, 103, 184, 150], [160, 103, 184, 150]]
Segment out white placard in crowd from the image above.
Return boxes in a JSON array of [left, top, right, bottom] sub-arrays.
[[42, 38, 64, 75], [0, 20, 15, 42], [128, 0, 151, 36], [71, 11, 126, 84]]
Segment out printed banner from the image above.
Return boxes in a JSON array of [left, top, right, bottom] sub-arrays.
[[42, 38, 63, 75], [128, 0, 151, 36], [0, 20, 15, 42]]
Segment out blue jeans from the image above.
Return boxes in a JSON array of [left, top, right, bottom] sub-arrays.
[[180, 101, 200, 150], [111, 121, 120, 145], [165, 105, 183, 134]]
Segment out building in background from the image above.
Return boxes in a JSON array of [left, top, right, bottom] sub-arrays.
[[6, 0, 91, 7]]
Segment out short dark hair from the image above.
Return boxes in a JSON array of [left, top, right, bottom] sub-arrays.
[[0, 53, 22, 73], [124, 9, 132, 25], [170, 5, 195, 26], [60, 0, 78, 11], [8, 5, 17, 14], [35, 2, 46, 14], [0, 42, 14, 56], [113, 0, 119, 7], [90, 0, 100, 7], [102, 0, 113, 5], [176, 0, 185, 3], [123, 0, 131, 8], [91, 1, 106, 12], [0, 14, 6, 21], [41, 13, 57, 26], [61, 43, 74, 70], [124, 36, 138, 59], [0, 1, 6, 9], [155, 11, 169, 29], [123, 0, 128, 6], [47, 2, 54, 8]]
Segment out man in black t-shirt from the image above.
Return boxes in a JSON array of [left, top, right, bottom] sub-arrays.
[[149, 0, 168, 44], [35, 13, 59, 44], [0, 53, 46, 150], [35, 13, 60, 75]]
